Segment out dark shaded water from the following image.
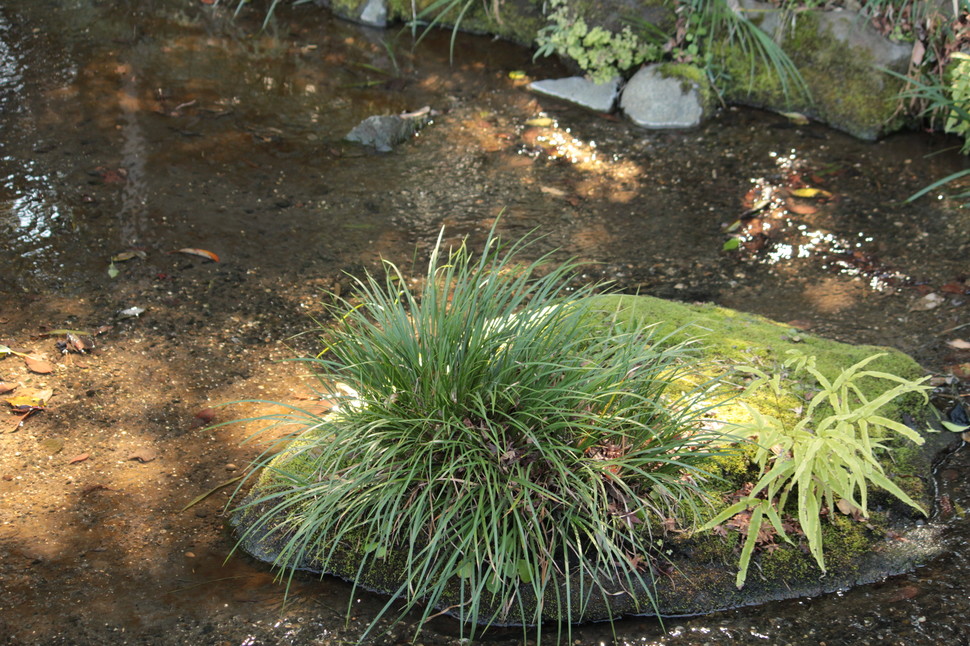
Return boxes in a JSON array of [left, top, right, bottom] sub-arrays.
[[1, 1, 969, 644]]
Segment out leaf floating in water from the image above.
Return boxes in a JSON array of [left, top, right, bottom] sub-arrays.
[[128, 448, 158, 463], [789, 187, 832, 199], [778, 111, 809, 125], [39, 438, 64, 455], [173, 248, 220, 262], [524, 117, 554, 127], [107, 262, 119, 279], [722, 238, 740, 251], [111, 250, 147, 262]]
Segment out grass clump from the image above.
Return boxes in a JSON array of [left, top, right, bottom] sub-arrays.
[[233, 228, 730, 641]]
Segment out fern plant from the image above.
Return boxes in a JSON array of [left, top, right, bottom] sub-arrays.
[[699, 351, 931, 589]]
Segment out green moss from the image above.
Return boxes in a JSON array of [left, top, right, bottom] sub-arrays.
[[658, 62, 714, 110], [714, 10, 908, 139]]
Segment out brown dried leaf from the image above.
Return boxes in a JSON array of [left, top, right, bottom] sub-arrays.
[[24, 355, 54, 374], [194, 407, 217, 423], [68, 453, 90, 464], [946, 339, 970, 350], [0, 382, 15, 394], [128, 448, 158, 463]]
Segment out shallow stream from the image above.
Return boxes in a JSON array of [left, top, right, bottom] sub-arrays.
[[1, 1, 969, 644]]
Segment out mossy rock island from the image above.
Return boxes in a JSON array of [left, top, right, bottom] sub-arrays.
[[231, 293, 951, 628]]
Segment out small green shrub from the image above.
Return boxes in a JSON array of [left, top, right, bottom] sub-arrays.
[[698, 351, 931, 589], [233, 227, 729, 641], [534, 0, 660, 84]]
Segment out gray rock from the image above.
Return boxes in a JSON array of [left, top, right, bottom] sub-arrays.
[[528, 76, 622, 113], [620, 64, 706, 129], [357, 0, 387, 28], [345, 107, 433, 152]]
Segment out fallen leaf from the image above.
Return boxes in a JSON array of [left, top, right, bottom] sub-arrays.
[[887, 584, 920, 603], [947, 339, 970, 350], [789, 187, 832, 199], [910, 292, 944, 311], [68, 453, 90, 464], [46, 328, 93, 337], [836, 498, 863, 519], [23, 355, 54, 374], [107, 262, 120, 279], [173, 248, 219, 262], [111, 250, 147, 262], [722, 238, 740, 251], [785, 199, 818, 215], [778, 111, 809, 125], [941, 281, 968, 294], [39, 438, 64, 454], [128, 448, 157, 463], [6, 388, 53, 408], [194, 407, 217, 423], [524, 117, 554, 127], [0, 382, 14, 394], [944, 363, 970, 379]]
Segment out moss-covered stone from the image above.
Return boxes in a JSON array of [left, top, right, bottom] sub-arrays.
[[233, 294, 949, 624], [715, 2, 913, 140]]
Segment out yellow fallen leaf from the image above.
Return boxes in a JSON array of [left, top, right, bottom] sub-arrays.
[[779, 111, 809, 125], [6, 388, 53, 409], [524, 117, 554, 127], [789, 187, 832, 199]]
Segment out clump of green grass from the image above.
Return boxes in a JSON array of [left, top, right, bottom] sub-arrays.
[[232, 227, 729, 641]]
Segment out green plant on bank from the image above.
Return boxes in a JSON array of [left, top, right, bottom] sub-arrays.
[[679, 0, 810, 102], [534, 0, 662, 84], [888, 49, 970, 203], [533, 0, 808, 101], [232, 227, 731, 641], [698, 351, 931, 589], [408, 0, 486, 61]]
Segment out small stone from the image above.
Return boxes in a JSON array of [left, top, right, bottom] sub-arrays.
[[185, 551, 196, 558], [225, 463, 238, 471], [620, 64, 707, 129], [528, 76, 621, 113]]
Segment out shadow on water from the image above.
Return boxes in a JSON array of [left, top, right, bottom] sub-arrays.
[[0, 0, 969, 644]]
